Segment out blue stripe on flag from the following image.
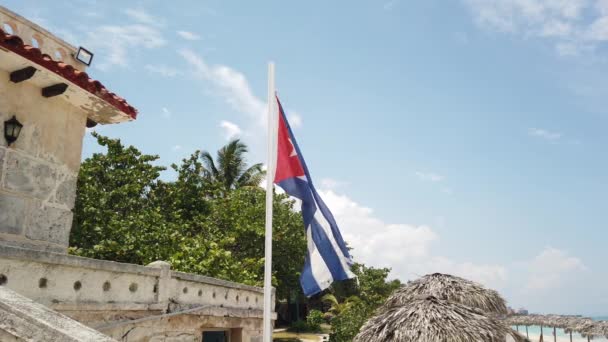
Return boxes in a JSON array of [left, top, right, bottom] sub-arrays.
[[299, 247, 322, 296], [309, 217, 351, 281]]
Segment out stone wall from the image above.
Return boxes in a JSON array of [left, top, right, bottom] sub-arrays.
[[0, 244, 271, 332], [0, 64, 86, 253], [99, 305, 264, 342]]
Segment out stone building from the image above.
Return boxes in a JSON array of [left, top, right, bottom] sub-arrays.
[[0, 6, 272, 342]]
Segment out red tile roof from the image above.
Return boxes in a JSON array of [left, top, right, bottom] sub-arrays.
[[0, 28, 137, 119]]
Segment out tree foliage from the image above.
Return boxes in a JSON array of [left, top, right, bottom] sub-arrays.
[[327, 264, 401, 342], [69, 132, 172, 263], [70, 134, 305, 299]]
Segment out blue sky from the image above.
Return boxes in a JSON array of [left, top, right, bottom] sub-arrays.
[[9, 0, 608, 315]]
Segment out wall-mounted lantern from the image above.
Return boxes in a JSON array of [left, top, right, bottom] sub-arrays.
[[4, 116, 22, 146], [86, 118, 97, 128]]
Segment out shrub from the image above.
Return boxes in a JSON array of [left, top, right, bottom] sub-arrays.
[[288, 315, 324, 333], [329, 302, 373, 342], [288, 320, 311, 333], [306, 309, 324, 331]]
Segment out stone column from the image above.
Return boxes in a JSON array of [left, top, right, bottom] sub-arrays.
[[146, 261, 172, 312]]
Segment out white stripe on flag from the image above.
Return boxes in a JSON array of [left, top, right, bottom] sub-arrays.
[[313, 210, 356, 279], [307, 226, 333, 290]]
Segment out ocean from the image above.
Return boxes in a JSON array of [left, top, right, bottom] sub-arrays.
[[512, 317, 608, 342]]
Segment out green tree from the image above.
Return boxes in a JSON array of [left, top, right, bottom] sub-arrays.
[[69, 133, 175, 264], [70, 134, 307, 301], [327, 264, 401, 342], [190, 186, 307, 298], [200, 139, 264, 193], [321, 293, 362, 319], [328, 302, 374, 342]]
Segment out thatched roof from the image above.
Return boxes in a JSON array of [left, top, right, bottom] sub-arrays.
[[506, 314, 577, 328], [382, 273, 508, 315], [507, 314, 608, 338], [354, 296, 515, 342]]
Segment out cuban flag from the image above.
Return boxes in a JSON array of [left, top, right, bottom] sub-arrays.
[[273, 96, 355, 297]]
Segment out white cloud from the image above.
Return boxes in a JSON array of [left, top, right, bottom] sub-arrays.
[[318, 188, 507, 289], [462, 0, 608, 56], [426, 257, 508, 290], [180, 49, 266, 122], [177, 30, 201, 41], [415, 171, 445, 182], [162, 107, 172, 119], [320, 178, 349, 190], [587, 15, 608, 40], [85, 24, 166, 70], [525, 247, 587, 290], [384, 0, 399, 10], [145, 64, 181, 77], [219, 120, 242, 140], [528, 127, 562, 141], [172, 145, 182, 151], [288, 112, 303, 128], [555, 42, 584, 56], [124, 8, 162, 26]]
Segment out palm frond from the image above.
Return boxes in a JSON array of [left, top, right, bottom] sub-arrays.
[[237, 163, 265, 187]]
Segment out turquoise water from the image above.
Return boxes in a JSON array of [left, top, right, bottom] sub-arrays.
[[512, 317, 608, 341]]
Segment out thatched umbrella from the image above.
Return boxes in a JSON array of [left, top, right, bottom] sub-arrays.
[[383, 273, 508, 315], [354, 296, 520, 342], [578, 320, 608, 341], [505, 315, 532, 338], [569, 318, 597, 342]]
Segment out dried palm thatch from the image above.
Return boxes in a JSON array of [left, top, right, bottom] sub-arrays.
[[354, 296, 516, 342], [382, 273, 508, 315], [506, 314, 607, 341], [578, 320, 608, 338]]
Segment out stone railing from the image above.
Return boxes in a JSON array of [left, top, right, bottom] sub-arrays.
[[0, 244, 268, 314], [0, 286, 116, 341], [0, 5, 84, 70]]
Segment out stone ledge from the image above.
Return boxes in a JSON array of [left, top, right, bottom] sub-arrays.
[[0, 244, 160, 276], [173, 271, 264, 294], [51, 302, 165, 312], [95, 304, 271, 332], [0, 234, 66, 253]]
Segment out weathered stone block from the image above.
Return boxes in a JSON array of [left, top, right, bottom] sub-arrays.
[[3, 151, 57, 200], [0, 147, 5, 183], [25, 202, 72, 246], [54, 174, 77, 208], [0, 192, 26, 235]]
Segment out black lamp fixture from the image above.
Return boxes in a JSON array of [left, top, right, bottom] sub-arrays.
[[4, 116, 22, 146], [75, 47, 94, 66]]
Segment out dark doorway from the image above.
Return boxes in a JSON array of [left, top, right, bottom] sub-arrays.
[[202, 331, 227, 342]]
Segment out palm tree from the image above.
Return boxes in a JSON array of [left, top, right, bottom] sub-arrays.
[[200, 139, 265, 191], [321, 293, 362, 320]]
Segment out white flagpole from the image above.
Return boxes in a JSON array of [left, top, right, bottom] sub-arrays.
[[263, 62, 276, 342]]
